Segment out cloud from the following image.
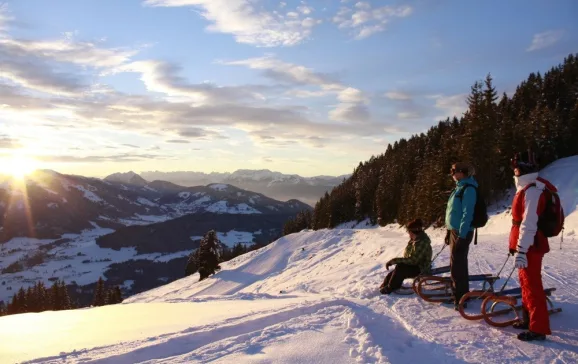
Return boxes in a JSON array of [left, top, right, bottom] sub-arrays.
[[0, 38, 137, 68], [122, 144, 140, 148], [526, 30, 564, 52], [0, 135, 21, 149], [38, 153, 170, 163], [223, 56, 370, 123], [221, 56, 341, 89], [120, 60, 272, 104], [384, 91, 411, 101], [165, 139, 190, 144], [0, 4, 13, 33], [0, 58, 87, 95], [429, 93, 467, 120], [143, 0, 322, 47], [397, 111, 421, 120], [333, 3, 413, 39]]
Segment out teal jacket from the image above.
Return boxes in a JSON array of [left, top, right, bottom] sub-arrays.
[[445, 176, 478, 238]]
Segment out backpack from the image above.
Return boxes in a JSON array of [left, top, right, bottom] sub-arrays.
[[524, 184, 565, 237], [456, 184, 488, 229]]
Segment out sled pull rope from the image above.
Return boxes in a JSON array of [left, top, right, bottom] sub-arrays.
[[431, 244, 446, 265], [498, 265, 517, 294], [476, 254, 511, 299], [495, 254, 511, 278]]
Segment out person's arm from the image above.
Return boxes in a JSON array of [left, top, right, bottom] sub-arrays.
[[458, 186, 476, 238], [517, 187, 542, 253], [390, 240, 427, 266]]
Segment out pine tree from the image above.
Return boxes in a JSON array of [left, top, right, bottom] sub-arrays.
[[197, 230, 222, 281], [0, 301, 6, 316], [59, 281, 72, 310], [93, 277, 106, 307]]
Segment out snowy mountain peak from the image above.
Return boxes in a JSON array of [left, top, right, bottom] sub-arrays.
[[104, 171, 148, 186]]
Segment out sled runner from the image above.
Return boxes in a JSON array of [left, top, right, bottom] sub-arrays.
[[415, 273, 499, 302], [457, 280, 562, 326], [393, 265, 451, 295]]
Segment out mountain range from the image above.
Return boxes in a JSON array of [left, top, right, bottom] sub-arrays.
[[139, 169, 350, 206]]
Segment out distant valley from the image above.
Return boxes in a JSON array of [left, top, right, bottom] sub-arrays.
[[0, 170, 311, 305]]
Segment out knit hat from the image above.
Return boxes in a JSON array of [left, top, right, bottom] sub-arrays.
[[511, 150, 539, 175], [406, 218, 424, 233]]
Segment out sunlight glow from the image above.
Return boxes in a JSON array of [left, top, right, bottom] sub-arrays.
[[0, 153, 39, 180]]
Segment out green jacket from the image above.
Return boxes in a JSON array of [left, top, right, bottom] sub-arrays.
[[389, 232, 432, 275]]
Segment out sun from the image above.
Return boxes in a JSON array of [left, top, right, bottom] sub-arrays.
[[0, 153, 39, 180]]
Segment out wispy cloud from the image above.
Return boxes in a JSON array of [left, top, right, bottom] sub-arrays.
[[527, 30, 564, 52], [384, 91, 411, 101], [429, 93, 467, 120], [143, 0, 321, 47], [0, 135, 21, 149], [222, 55, 370, 123], [333, 2, 413, 39], [119, 60, 272, 105]]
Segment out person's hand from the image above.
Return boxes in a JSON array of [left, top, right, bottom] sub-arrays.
[[386, 260, 393, 270], [444, 230, 451, 245], [509, 248, 517, 256], [514, 252, 528, 269]]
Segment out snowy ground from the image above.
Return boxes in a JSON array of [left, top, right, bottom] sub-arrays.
[[2, 156, 578, 363]]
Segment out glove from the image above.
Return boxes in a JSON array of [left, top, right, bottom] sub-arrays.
[[386, 260, 393, 270], [514, 252, 528, 269], [509, 248, 517, 256], [444, 230, 451, 245]]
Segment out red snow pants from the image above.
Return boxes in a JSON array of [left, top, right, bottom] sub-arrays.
[[519, 249, 551, 335]]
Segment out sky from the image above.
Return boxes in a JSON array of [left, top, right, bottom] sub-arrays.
[[0, 0, 577, 178]]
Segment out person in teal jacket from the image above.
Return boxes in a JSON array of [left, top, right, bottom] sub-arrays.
[[445, 162, 477, 310]]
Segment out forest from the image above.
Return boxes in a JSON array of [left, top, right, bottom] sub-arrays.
[[284, 53, 578, 234]]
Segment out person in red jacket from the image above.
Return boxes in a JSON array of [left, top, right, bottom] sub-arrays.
[[509, 150, 554, 341]]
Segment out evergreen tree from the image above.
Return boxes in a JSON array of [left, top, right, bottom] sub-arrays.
[[59, 281, 72, 310], [93, 277, 106, 307], [197, 230, 222, 281]]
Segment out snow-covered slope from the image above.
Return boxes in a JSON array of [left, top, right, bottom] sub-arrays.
[[2, 156, 578, 363]]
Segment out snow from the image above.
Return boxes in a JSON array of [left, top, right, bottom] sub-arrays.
[[206, 201, 262, 214], [137, 197, 158, 207], [73, 184, 104, 203], [217, 230, 255, 247], [209, 183, 229, 191], [178, 191, 191, 199], [2, 156, 578, 363], [47, 202, 58, 209]]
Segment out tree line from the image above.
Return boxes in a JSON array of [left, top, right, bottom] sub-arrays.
[[284, 53, 578, 234], [0, 278, 123, 317]]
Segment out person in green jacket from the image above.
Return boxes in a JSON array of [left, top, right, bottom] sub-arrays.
[[380, 219, 432, 294], [445, 162, 477, 309]]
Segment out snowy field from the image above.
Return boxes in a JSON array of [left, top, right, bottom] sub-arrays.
[[1, 156, 577, 363]]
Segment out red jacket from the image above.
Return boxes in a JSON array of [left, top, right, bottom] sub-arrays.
[[509, 173, 555, 254]]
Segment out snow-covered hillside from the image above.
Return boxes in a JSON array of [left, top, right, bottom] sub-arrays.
[[2, 156, 578, 363]]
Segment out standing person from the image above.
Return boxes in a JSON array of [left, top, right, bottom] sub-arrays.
[[380, 219, 432, 294], [445, 162, 477, 310], [509, 150, 555, 341]]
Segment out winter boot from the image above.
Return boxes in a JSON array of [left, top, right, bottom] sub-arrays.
[[517, 331, 546, 341]]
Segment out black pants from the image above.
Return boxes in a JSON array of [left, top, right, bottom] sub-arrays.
[[450, 230, 473, 303], [381, 263, 421, 293]]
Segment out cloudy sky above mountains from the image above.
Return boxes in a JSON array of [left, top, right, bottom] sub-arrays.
[[0, 0, 577, 177]]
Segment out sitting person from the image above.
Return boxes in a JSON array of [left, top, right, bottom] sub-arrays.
[[380, 219, 432, 294]]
